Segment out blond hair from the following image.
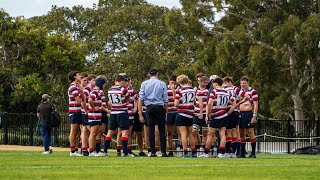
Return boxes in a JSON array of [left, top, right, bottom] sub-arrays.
[[176, 75, 189, 85]]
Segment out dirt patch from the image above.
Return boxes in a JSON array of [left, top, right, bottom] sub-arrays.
[[0, 145, 69, 152]]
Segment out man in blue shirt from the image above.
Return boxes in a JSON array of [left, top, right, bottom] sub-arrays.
[[138, 68, 168, 157]]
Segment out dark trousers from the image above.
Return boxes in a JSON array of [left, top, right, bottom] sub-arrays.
[[146, 105, 166, 154], [40, 122, 52, 151]]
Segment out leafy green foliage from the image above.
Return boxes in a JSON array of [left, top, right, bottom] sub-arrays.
[[0, 1, 320, 121]]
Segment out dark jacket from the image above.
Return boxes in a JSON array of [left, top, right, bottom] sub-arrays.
[[37, 102, 55, 124]]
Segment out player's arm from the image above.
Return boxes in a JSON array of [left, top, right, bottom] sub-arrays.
[[88, 97, 98, 111], [252, 100, 258, 123], [81, 94, 88, 114], [138, 99, 145, 123], [227, 101, 237, 115], [206, 98, 213, 122], [197, 96, 203, 119], [133, 98, 138, 113]]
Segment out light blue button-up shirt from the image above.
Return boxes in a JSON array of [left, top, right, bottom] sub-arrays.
[[139, 77, 168, 106]]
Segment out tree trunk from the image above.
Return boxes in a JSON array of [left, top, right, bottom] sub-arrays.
[[291, 92, 304, 134], [289, 49, 305, 134]]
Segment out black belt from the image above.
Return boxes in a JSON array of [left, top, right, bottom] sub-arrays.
[[146, 104, 163, 107]]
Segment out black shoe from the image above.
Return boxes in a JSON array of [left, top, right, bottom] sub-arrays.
[[248, 154, 256, 158], [131, 152, 139, 156], [237, 154, 246, 158], [161, 153, 168, 157], [116, 152, 121, 157], [82, 151, 89, 156], [168, 152, 174, 157], [149, 153, 157, 157], [139, 152, 147, 157]]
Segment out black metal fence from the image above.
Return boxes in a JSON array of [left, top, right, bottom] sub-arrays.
[[0, 112, 319, 153]]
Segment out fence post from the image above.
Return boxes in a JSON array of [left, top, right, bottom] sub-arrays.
[[287, 118, 291, 154], [257, 118, 261, 153], [53, 127, 58, 146], [317, 119, 320, 146], [29, 112, 34, 146], [3, 112, 8, 144]]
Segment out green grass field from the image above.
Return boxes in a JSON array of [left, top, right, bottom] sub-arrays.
[[0, 151, 319, 180]]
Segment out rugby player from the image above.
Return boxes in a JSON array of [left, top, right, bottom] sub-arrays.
[[104, 75, 131, 157], [68, 70, 84, 156], [166, 75, 177, 157], [201, 77, 236, 158], [80, 74, 96, 156], [96, 75, 108, 155], [222, 76, 242, 158], [88, 77, 106, 156], [239, 76, 259, 158], [174, 75, 203, 158], [193, 76, 209, 154]]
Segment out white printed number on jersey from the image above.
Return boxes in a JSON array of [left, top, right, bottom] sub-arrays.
[[182, 93, 195, 104], [216, 96, 229, 106], [109, 94, 121, 104]]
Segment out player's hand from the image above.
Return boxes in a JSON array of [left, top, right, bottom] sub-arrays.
[[94, 106, 99, 111], [205, 116, 210, 123], [251, 117, 257, 124], [139, 115, 145, 124], [198, 114, 203, 119]]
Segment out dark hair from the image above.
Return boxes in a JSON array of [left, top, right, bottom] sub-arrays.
[[196, 72, 205, 79], [68, 70, 79, 82], [169, 75, 177, 82], [212, 77, 223, 86], [200, 76, 209, 83], [223, 76, 233, 83], [80, 72, 88, 79], [240, 76, 249, 82], [115, 75, 125, 82], [87, 75, 96, 81]]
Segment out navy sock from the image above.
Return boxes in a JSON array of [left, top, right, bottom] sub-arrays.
[[226, 138, 232, 153], [251, 138, 257, 155], [219, 146, 226, 154], [241, 140, 246, 156], [116, 145, 121, 153], [236, 141, 241, 155], [104, 137, 111, 153], [204, 147, 210, 154], [95, 140, 101, 153], [121, 137, 128, 155]]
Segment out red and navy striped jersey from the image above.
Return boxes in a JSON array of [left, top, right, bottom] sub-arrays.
[[127, 88, 138, 119], [223, 85, 241, 111], [240, 87, 258, 106], [209, 88, 234, 119], [68, 83, 82, 113], [81, 85, 92, 114], [175, 86, 196, 118], [100, 89, 107, 109], [167, 87, 178, 112], [88, 88, 102, 121], [194, 87, 209, 115], [108, 85, 129, 114]]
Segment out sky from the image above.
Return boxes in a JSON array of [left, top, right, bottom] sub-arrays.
[[0, 0, 182, 18]]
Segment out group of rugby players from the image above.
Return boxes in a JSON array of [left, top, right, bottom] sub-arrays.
[[67, 69, 258, 158]]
